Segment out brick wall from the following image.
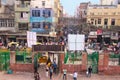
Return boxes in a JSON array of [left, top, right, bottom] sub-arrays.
[[98, 52, 120, 75], [60, 53, 87, 73], [10, 63, 34, 72]]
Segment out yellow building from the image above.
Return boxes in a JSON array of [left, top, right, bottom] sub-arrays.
[[54, 0, 63, 24], [87, 5, 120, 28]]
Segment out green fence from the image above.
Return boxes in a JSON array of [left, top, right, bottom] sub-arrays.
[[109, 53, 120, 65], [16, 50, 32, 63], [64, 51, 82, 64], [88, 52, 99, 73], [0, 51, 10, 71], [0, 50, 33, 71]]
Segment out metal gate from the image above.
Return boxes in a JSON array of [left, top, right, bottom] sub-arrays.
[[87, 52, 99, 73], [0, 51, 10, 71]]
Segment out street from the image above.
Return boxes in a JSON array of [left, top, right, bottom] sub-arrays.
[[0, 66, 120, 80]]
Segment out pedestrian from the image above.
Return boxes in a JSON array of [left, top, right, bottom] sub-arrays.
[[49, 66, 53, 80], [53, 61, 57, 74], [73, 71, 77, 80], [34, 71, 40, 80], [63, 69, 67, 80], [88, 66, 92, 77], [46, 66, 49, 77]]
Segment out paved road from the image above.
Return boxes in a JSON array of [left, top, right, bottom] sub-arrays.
[[1, 65, 120, 80]]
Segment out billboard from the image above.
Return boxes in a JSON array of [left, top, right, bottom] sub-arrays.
[[68, 34, 85, 51], [27, 31, 37, 48]]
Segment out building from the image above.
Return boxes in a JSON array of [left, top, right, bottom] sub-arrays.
[[0, 0, 15, 46], [30, 0, 62, 34], [30, 0, 53, 34], [100, 0, 120, 5], [76, 2, 90, 19], [87, 4, 120, 28], [14, 0, 31, 44]]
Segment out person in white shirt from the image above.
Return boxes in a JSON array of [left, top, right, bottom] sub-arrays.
[[73, 71, 78, 80]]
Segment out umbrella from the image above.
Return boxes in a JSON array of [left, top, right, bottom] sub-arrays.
[[8, 41, 19, 47], [36, 42, 42, 45]]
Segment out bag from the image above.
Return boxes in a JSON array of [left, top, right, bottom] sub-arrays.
[[86, 71, 88, 75]]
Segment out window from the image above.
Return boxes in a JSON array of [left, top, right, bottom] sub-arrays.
[[90, 12, 94, 15], [18, 23, 28, 30], [0, 19, 7, 27], [32, 10, 35, 17], [32, 22, 41, 28], [21, 12, 23, 18], [98, 19, 101, 24], [104, 12, 108, 15], [112, 12, 116, 15], [43, 9, 51, 17], [8, 19, 14, 27], [42, 1, 45, 7], [43, 22, 51, 29], [32, 10, 41, 17], [104, 19, 108, 25], [111, 19, 115, 25], [20, 12, 28, 19]]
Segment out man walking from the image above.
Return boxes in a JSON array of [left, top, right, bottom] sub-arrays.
[[73, 71, 77, 80], [88, 66, 92, 77]]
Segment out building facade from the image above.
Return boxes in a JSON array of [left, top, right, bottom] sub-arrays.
[[30, 0, 53, 33], [15, 0, 31, 32], [30, 0, 62, 33], [0, 1, 15, 46], [76, 2, 90, 19], [87, 4, 120, 28], [100, 0, 120, 5]]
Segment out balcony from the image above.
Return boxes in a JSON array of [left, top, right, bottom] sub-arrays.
[[15, 1, 30, 11]]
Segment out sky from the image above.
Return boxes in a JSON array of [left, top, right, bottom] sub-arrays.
[[60, 0, 99, 16]]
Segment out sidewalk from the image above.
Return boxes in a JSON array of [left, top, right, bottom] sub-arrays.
[[0, 71, 120, 80], [0, 71, 34, 80]]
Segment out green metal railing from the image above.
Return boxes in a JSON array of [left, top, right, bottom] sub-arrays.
[[64, 51, 82, 64], [0, 51, 10, 71], [87, 52, 99, 73]]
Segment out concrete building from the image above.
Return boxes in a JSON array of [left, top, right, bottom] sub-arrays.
[[30, 0, 62, 34], [0, 0, 15, 46], [76, 2, 90, 19], [100, 0, 120, 5], [87, 4, 120, 28], [15, 0, 31, 32]]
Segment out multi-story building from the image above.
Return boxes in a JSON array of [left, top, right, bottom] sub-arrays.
[[30, 0, 53, 34], [15, 0, 31, 32], [100, 0, 120, 5], [76, 2, 90, 19], [87, 4, 120, 41], [14, 0, 31, 44], [30, 0, 62, 34], [30, 0, 63, 42], [0, 0, 15, 46], [87, 4, 120, 28]]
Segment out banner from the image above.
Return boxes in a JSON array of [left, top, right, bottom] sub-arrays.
[[68, 34, 85, 51], [27, 31, 37, 48]]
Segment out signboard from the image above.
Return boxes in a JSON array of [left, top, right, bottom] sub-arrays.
[[68, 34, 85, 51], [27, 31, 37, 48], [97, 29, 102, 35], [32, 45, 64, 52]]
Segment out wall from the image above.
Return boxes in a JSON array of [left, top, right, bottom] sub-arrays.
[[60, 53, 87, 73], [10, 51, 34, 72], [10, 63, 34, 72], [98, 51, 120, 75]]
